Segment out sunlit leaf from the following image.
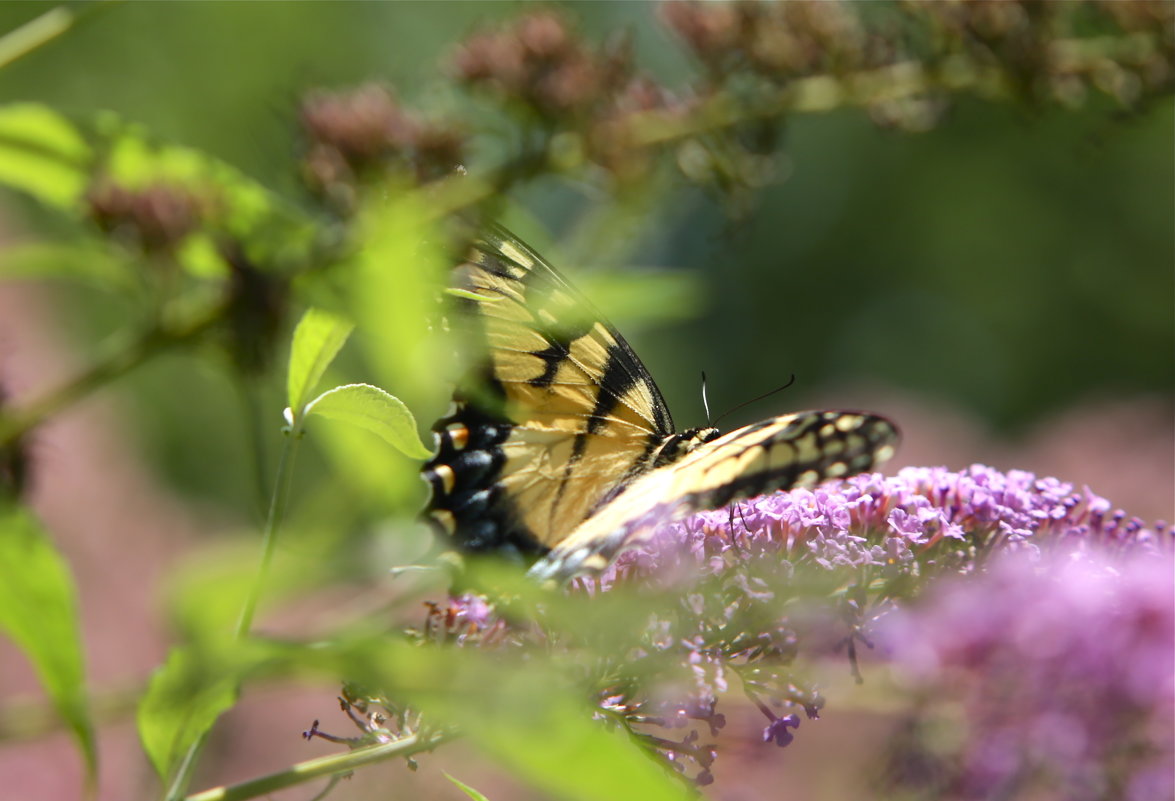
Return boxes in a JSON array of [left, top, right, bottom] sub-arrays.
[[0, 103, 90, 209], [311, 407, 428, 516], [175, 235, 227, 280], [162, 535, 343, 648], [0, 504, 96, 782], [183, 622, 687, 801], [286, 307, 354, 420], [337, 626, 687, 801], [347, 196, 450, 411], [304, 383, 432, 460], [86, 111, 320, 272], [425, 661, 686, 801], [97, 119, 283, 237], [577, 268, 703, 327]]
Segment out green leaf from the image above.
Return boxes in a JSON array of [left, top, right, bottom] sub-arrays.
[[286, 307, 354, 421], [304, 383, 432, 460], [445, 773, 492, 801], [347, 196, 450, 410], [414, 658, 688, 801], [0, 103, 91, 210], [137, 643, 255, 782], [175, 234, 227, 280], [466, 676, 684, 801], [0, 505, 96, 783], [312, 412, 426, 516], [577, 268, 704, 327]]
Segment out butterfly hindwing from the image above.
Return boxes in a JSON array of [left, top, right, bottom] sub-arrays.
[[423, 225, 899, 580]]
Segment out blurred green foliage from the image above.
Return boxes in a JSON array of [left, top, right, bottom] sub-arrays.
[[0, 5, 1166, 528], [0, 4, 1170, 797]]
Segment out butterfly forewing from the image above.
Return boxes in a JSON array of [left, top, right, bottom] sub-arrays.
[[423, 226, 678, 555]]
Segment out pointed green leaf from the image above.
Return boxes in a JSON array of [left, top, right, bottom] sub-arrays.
[[137, 643, 255, 782], [304, 383, 432, 460], [0, 505, 96, 782], [445, 773, 492, 801], [286, 308, 354, 420]]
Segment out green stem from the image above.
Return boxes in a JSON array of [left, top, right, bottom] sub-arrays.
[[0, 6, 75, 70], [184, 731, 454, 801], [164, 733, 211, 801], [0, 1, 125, 71], [626, 32, 1165, 149], [163, 407, 301, 801], [234, 423, 299, 640]]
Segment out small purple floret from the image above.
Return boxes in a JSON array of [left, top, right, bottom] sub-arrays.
[[762, 713, 801, 747]]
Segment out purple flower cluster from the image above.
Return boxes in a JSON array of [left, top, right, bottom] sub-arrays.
[[594, 464, 1170, 588], [878, 551, 1174, 801], [565, 464, 1170, 783], [365, 465, 1168, 789]]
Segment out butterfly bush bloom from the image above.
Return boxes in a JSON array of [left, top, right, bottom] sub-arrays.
[[353, 466, 1168, 787], [566, 464, 1170, 782], [598, 465, 1170, 589], [877, 551, 1174, 801]]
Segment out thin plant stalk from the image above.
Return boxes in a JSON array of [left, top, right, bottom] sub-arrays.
[[184, 731, 454, 801], [163, 418, 302, 801]]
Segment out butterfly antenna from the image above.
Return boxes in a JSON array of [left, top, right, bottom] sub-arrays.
[[711, 373, 797, 428], [700, 371, 712, 424]]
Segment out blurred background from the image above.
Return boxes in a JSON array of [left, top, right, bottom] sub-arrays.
[[0, 3, 1170, 800]]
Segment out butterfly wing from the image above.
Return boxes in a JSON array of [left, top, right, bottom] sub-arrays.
[[527, 410, 899, 583], [423, 226, 677, 557]]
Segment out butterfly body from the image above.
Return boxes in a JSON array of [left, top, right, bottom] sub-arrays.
[[422, 226, 898, 583]]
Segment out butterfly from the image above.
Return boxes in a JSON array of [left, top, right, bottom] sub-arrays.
[[422, 225, 898, 584]]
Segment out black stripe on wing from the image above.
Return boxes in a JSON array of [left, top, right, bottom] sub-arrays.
[[476, 226, 675, 437]]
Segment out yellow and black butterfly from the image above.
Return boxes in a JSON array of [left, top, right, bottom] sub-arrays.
[[423, 225, 898, 584]]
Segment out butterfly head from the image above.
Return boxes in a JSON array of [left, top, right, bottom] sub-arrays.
[[652, 426, 721, 468]]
